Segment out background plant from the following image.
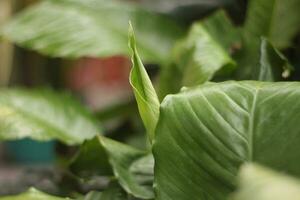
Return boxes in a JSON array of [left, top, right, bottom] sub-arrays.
[[0, 0, 300, 199]]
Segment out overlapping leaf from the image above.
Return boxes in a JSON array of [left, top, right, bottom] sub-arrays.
[[70, 136, 154, 199], [0, 89, 99, 145], [153, 81, 300, 200], [232, 164, 300, 200], [1, 0, 183, 63], [235, 0, 300, 79], [159, 11, 239, 98], [244, 0, 300, 49], [80, 182, 126, 200], [252, 38, 293, 81], [0, 188, 70, 200]]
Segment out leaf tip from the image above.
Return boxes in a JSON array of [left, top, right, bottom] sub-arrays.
[[128, 21, 135, 52]]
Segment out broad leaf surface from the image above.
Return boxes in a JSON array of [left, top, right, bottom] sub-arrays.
[[70, 136, 154, 199], [158, 11, 239, 98], [0, 188, 70, 200], [232, 164, 300, 200], [129, 25, 160, 141], [1, 0, 183, 63], [153, 81, 300, 200], [0, 89, 99, 145]]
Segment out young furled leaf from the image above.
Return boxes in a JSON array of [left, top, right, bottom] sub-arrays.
[[129, 24, 160, 142]]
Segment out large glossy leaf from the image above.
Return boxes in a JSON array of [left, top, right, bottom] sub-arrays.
[[252, 38, 293, 81], [1, 0, 183, 63], [158, 11, 239, 98], [153, 81, 300, 200], [0, 89, 99, 145], [244, 0, 300, 49], [0, 188, 70, 200], [70, 136, 154, 199], [232, 164, 300, 200], [129, 25, 160, 141]]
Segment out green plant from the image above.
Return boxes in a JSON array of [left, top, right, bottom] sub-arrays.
[[1, 0, 300, 199]]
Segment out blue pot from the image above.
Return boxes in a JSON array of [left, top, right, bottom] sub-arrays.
[[5, 139, 55, 164]]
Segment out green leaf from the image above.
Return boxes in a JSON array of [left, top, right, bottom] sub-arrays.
[[253, 38, 293, 81], [235, 38, 293, 80], [141, 0, 236, 23], [129, 24, 160, 142], [80, 182, 127, 200], [153, 81, 300, 200], [232, 164, 300, 200], [235, 0, 300, 79], [244, 0, 300, 49], [1, 0, 183, 63], [158, 10, 239, 98], [0, 88, 99, 145], [0, 188, 71, 200], [70, 136, 154, 199]]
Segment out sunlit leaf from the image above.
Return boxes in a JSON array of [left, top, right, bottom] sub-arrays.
[[1, 0, 183, 63], [0, 88, 99, 145]]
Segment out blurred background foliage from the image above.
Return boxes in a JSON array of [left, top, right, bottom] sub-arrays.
[[0, 0, 300, 198]]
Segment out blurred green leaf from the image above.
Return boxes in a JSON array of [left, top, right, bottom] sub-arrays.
[[153, 81, 300, 200], [0, 88, 99, 145], [80, 182, 126, 200], [1, 0, 183, 63], [235, 0, 300, 79], [244, 0, 300, 49], [159, 10, 239, 98], [0, 188, 70, 200], [70, 136, 154, 199], [253, 38, 293, 81], [129, 25, 160, 142], [141, 0, 247, 25], [232, 164, 300, 200]]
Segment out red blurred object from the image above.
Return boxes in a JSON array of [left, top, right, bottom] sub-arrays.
[[67, 56, 132, 110]]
